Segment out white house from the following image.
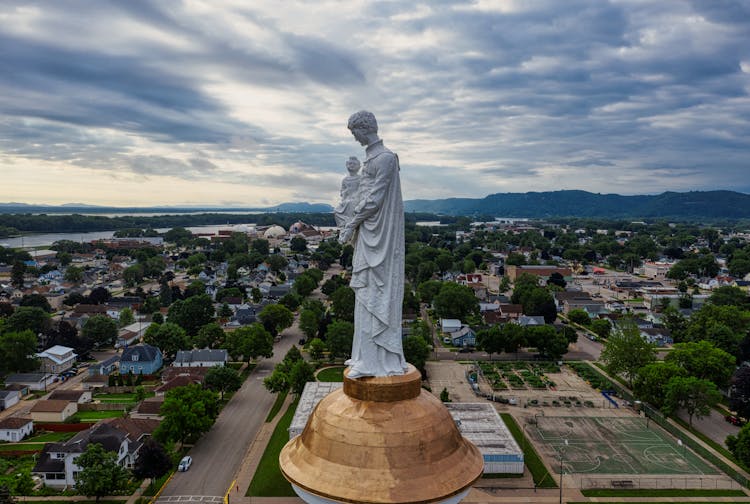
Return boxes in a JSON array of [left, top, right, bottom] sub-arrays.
[[440, 319, 462, 333], [0, 389, 20, 411], [173, 348, 228, 367], [36, 345, 77, 374], [33, 417, 160, 487], [0, 417, 33, 441]]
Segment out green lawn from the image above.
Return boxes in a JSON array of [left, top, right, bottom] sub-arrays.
[[0, 443, 44, 451], [500, 413, 557, 488], [71, 410, 126, 421], [265, 390, 289, 423], [26, 431, 76, 442], [247, 398, 300, 497], [316, 366, 345, 382], [581, 489, 746, 497]]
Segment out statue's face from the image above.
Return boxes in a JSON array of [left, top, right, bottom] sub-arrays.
[[350, 127, 369, 146]]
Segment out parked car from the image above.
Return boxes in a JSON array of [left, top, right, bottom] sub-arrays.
[[725, 415, 746, 426], [178, 456, 192, 472]]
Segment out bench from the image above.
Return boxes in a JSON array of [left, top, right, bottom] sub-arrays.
[[611, 480, 634, 488]]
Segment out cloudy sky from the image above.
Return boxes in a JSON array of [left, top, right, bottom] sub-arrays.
[[1, 0, 749, 207]]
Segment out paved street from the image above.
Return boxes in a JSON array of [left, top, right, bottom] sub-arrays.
[[160, 328, 296, 498]]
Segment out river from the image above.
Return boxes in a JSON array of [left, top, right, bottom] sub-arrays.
[[0, 223, 257, 249]]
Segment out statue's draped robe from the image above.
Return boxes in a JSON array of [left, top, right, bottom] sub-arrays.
[[345, 140, 408, 377], [334, 175, 360, 228]]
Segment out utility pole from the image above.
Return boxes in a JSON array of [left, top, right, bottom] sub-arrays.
[[559, 439, 568, 504]]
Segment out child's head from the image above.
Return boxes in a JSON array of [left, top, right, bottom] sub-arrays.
[[346, 156, 361, 175]]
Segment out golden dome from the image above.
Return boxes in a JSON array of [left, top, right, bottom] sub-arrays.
[[279, 365, 484, 504]]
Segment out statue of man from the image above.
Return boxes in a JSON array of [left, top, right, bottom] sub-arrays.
[[339, 111, 408, 378], [333, 156, 361, 228]]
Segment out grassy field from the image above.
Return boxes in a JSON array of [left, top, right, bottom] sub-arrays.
[[265, 390, 289, 423], [246, 398, 300, 497], [316, 366, 345, 382], [71, 410, 126, 421], [500, 413, 558, 488], [581, 489, 746, 497]]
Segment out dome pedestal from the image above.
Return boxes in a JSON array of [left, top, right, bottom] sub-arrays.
[[279, 365, 484, 504]]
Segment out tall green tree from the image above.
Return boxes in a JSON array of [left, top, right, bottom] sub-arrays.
[[195, 322, 225, 349], [299, 309, 320, 340], [403, 335, 430, 373], [326, 320, 354, 359], [0, 331, 38, 374], [82, 315, 118, 349], [167, 294, 215, 336], [132, 438, 172, 490], [662, 376, 722, 428], [307, 338, 326, 360], [600, 319, 656, 388], [205, 365, 242, 399], [665, 340, 735, 388], [330, 286, 355, 322], [727, 423, 750, 468], [224, 323, 273, 363], [5, 306, 50, 335], [288, 359, 315, 395], [257, 304, 294, 337], [155, 384, 219, 445], [433, 282, 479, 320], [118, 307, 135, 328], [74, 443, 130, 503], [476, 325, 506, 360], [143, 322, 189, 361], [64, 265, 84, 284], [730, 366, 750, 420], [633, 362, 687, 408], [20, 294, 53, 313]]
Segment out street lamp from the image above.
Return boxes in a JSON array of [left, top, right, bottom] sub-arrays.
[[559, 439, 568, 504]]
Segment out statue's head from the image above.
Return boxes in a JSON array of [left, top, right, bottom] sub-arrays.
[[348, 110, 378, 146], [346, 156, 361, 175]]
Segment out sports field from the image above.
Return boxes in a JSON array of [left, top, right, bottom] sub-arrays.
[[527, 416, 719, 476]]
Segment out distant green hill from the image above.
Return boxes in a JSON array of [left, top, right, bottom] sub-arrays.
[[404, 190, 750, 219]]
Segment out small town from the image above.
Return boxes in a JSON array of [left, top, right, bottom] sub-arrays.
[[1, 216, 750, 503]]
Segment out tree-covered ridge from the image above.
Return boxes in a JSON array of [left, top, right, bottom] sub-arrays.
[[404, 190, 750, 219]]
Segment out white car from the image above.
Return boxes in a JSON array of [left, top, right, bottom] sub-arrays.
[[178, 456, 192, 472]]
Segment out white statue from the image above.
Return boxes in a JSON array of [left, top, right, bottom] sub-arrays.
[[333, 156, 361, 228], [339, 111, 408, 378]]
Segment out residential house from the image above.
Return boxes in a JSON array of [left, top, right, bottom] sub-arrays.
[[119, 344, 163, 375], [440, 319, 462, 334], [161, 366, 210, 384], [498, 304, 523, 320], [0, 417, 34, 441], [0, 389, 20, 411], [116, 321, 152, 348], [33, 418, 158, 487], [36, 345, 77, 374], [553, 291, 592, 313], [88, 355, 120, 376], [229, 304, 256, 326], [131, 397, 164, 420], [47, 389, 92, 404], [516, 315, 546, 327], [447, 326, 476, 348], [30, 400, 78, 422], [641, 327, 673, 347], [173, 348, 228, 368], [154, 375, 202, 396], [81, 374, 109, 390], [268, 284, 291, 299]]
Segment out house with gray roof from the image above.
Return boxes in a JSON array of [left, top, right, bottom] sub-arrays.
[[0, 389, 20, 411], [173, 348, 228, 368], [119, 344, 163, 375]]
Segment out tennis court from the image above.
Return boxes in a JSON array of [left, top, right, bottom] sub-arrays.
[[527, 416, 719, 476]]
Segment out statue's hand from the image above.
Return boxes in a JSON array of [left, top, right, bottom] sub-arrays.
[[339, 225, 354, 244]]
